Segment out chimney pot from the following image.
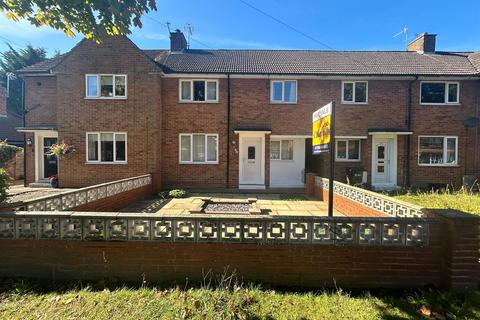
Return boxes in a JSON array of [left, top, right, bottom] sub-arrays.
[[407, 32, 436, 53], [170, 30, 187, 52]]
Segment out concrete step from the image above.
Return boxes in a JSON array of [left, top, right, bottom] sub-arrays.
[[28, 182, 52, 188]]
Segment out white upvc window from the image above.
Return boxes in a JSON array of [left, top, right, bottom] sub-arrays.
[[179, 134, 219, 164], [271, 80, 297, 103], [86, 132, 127, 164], [179, 79, 218, 102], [418, 136, 458, 166], [335, 139, 361, 161], [420, 81, 459, 105], [270, 140, 294, 160], [85, 74, 127, 99], [341, 81, 368, 104]]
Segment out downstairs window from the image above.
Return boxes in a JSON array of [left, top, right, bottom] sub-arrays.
[[86, 132, 127, 163], [179, 134, 218, 163], [418, 136, 457, 166]]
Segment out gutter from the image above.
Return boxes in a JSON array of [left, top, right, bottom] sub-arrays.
[[226, 74, 231, 188], [405, 76, 418, 188]]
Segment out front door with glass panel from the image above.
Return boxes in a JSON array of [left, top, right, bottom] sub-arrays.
[[43, 137, 58, 179], [372, 138, 395, 186], [241, 137, 262, 185]]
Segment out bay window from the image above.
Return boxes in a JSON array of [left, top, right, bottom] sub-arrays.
[[86, 74, 127, 98], [179, 134, 218, 163], [418, 136, 458, 166], [86, 132, 127, 163]]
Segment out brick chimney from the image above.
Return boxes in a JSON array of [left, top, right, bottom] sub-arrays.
[[407, 32, 436, 53], [170, 29, 187, 52], [0, 86, 7, 117]]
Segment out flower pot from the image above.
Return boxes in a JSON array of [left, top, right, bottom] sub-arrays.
[[50, 179, 59, 188]]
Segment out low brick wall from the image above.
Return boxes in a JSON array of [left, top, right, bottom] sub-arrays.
[[306, 173, 424, 218]]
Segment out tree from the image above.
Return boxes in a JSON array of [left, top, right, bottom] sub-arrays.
[[0, 44, 47, 114], [0, 0, 157, 42]]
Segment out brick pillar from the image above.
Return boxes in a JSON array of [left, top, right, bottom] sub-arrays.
[[306, 173, 315, 197], [433, 210, 480, 291]]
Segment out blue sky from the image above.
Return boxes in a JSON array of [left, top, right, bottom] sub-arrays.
[[0, 0, 479, 56]]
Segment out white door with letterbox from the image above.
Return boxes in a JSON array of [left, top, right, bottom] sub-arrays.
[[371, 136, 397, 188]]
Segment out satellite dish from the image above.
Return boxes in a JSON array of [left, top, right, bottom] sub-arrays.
[[464, 117, 480, 128]]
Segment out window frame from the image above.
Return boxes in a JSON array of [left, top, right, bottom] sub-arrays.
[[419, 81, 460, 105], [85, 132, 128, 164], [341, 81, 368, 104], [178, 79, 219, 103], [270, 80, 298, 104], [85, 74, 128, 99], [417, 135, 458, 167], [178, 133, 219, 164], [270, 139, 294, 161], [335, 139, 361, 162]]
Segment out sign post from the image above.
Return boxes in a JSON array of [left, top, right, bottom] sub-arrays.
[[312, 102, 335, 217]]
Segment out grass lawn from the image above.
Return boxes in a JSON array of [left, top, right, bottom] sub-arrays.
[[0, 281, 479, 320], [393, 191, 480, 215]]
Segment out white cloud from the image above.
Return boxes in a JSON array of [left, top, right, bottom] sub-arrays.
[[0, 14, 62, 41]]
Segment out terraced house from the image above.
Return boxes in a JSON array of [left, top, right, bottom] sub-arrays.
[[16, 31, 480, 191]]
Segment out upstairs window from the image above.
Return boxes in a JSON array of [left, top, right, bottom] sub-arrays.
[[270, 140, 294, 160], [420, 82, 459, 104], [336, 139, 361, 161], [86, 75, 127, 98], [179, 134, 218, 163], [342, 81, 368, 104], [418, 136, 457, 166], [179, 80, 218, 102], [271, 80, 297, 103], [86, 132, 127, 163]]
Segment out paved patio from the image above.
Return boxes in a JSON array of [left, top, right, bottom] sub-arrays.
[[121, 193, 343, 216]]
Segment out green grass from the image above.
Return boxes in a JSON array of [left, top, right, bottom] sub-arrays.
[[279, 194, 308, 201], [0, 280, 479, 319], [392, 190, 480, 215]]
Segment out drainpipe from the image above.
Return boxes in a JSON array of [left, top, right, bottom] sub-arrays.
[[405, 76, 418, 188], [226, 74, 231, 188], [21, 78, 27, 187]]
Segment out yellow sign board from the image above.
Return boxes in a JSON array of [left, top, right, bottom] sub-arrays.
[[312, 103, 332, 154]]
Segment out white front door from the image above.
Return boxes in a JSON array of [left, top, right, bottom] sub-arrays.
[[240, 136, 264, 186], [371, 136, 397, 188]]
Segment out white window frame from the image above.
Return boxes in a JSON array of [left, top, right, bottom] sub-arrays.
[[341, 81, 368, 104], [178, 79, 219, 103], [417, 135, 458, 167], [335, 139, 361, 162], [420, 81, 460, 105], [85, 74, 127, 99], [270, 139, 294, 161], [85, 132, 128, 164], [270, 80, 297, 104], [179, 133, 219, 164]]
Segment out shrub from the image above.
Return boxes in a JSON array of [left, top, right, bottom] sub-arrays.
[[0, 140, 21, 166], [168, 189, 187, 198], [0, 168, 11, 203]]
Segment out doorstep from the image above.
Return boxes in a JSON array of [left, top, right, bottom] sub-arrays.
[[28, 182, 52, 188]]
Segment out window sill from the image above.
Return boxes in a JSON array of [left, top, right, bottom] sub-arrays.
[[419, 103, 461, 106], [341, 102, 368, 105], [85, 162, 128, 165], [417, 164, 460, 168], [179, 162, 219, 165], [178, 100, 219, 104], [270, 159, 294, 162], [335, 159, 361, 162], [270, 101, 297, 105], [85, 97, 128, 100]]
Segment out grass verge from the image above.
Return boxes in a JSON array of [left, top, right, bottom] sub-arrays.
[[0, 280, 479, 319]]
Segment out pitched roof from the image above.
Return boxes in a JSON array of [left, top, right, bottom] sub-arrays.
[[17, 46, 480, 76]]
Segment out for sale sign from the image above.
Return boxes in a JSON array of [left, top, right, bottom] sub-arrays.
[[312, 102, 332, 154]]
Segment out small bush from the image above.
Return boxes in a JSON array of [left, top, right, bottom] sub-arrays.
[[168, 189, 187, 198], [0, 140, 21, 165], [0, 168, 11, 203]]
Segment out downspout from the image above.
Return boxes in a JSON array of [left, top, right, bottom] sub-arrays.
[[405, 76, 418, 188], [21, 78, 27, 187], [226, 74, 231, 188]]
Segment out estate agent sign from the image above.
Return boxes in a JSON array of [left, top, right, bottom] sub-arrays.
[[312, 102, 332, 154]]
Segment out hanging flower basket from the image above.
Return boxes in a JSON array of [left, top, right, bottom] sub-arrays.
[[48, 140, 76, 157]]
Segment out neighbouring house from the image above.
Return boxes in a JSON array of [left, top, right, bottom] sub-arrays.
[[16, 31, 480, 190], [0, 86, 23, 147]]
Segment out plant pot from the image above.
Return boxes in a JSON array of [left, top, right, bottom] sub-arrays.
[[50, 179, 59, 188]]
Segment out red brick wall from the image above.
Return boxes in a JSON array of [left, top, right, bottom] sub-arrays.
[[0, 227, 446, 289], [72, 184, 152, 212]]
